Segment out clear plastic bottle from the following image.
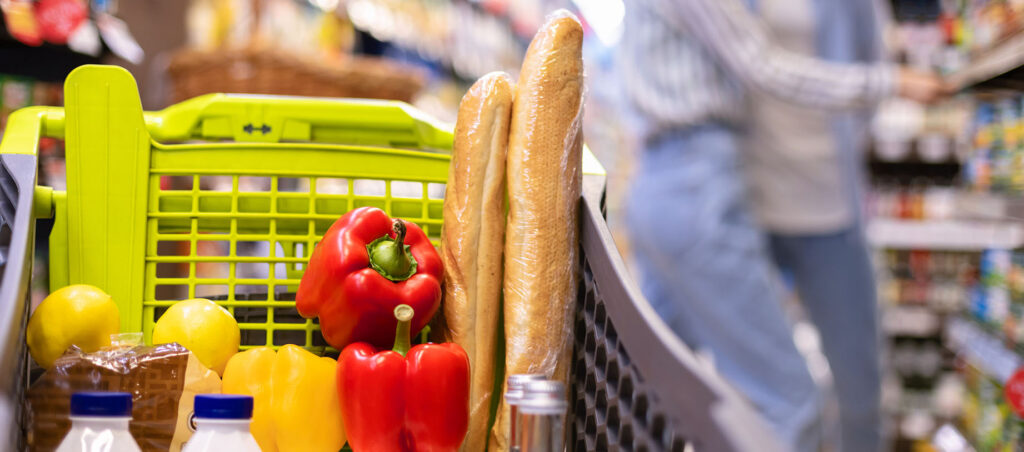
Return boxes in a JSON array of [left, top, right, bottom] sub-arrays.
[[182, 394, 261, 452], [56, 392, 142, 452]]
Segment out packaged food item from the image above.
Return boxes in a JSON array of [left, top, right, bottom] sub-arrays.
[[493, 10, 584, 451], [56, 392, 142, 452], [33, 0, 88, 45], [221, 344, 347, 452], [968, 102, 995, 191], [981, 249, 1013, 326], [296, 207, 442, 350], [0, 0, 43, 46], [338, 305, 470, 451], [181, 395, 260, 452], [441, 71, 514, 452], [27, 343, 222, 452]]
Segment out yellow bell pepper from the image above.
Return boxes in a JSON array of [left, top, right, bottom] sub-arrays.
[[222, 345, 347, 452], [222, 347, 276, 450]]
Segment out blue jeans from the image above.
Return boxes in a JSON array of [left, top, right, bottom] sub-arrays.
[[626, 126, 821, 451], [769, 229, 882, 452]]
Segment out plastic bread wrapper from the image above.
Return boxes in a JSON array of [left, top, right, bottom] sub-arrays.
[[437, 71, 515, 452], [26, 342, 222, 452], [490, 8, 585, 452]]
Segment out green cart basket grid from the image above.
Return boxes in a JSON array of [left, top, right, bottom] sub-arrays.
[[0, 64, 778, 452]]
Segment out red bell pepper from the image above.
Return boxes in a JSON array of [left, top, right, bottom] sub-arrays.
[[297, 207, 443, 350], [338, 305, 470, 452]]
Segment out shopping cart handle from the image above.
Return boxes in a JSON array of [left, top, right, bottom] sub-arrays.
[[143, 93, 454, 150], [0, 106, 65, 156]]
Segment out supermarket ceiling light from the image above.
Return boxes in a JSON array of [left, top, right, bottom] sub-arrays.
[[571, 0, 624, 46]]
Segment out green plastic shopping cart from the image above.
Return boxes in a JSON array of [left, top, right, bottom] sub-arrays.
[[0, 64, 778, 451]]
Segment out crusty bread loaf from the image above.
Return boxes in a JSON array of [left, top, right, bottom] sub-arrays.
[[489, 11, 584, 452], [441, 72, 514, 452]]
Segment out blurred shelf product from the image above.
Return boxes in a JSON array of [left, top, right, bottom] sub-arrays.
[[961, 96, 1024, 195], [0, 0, 132, 80], [932, 0, 1024, 90], [885, 373, 964, 418], [346, 0, 529, 80], [963, 248, 1024, 349], [957, 357, 1024, 449], [869, 182, 959, 221], [875, 249, 977, 315], [946, 317, 1022, 386], [956, 192, 1024, 222], [185, 0, 356, 59], [176, 0, 425, 101], [867, 219, 1024, 250], [870, 97, 972, 164]]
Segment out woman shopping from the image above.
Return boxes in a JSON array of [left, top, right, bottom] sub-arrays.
[[619, 0, 947, 450]]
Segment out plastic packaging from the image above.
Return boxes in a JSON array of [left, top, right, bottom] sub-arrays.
[[56, 392, 142, 452], [440, 71, 514, 452], [181, 395, 261, 452], [491, 9, 584, 451], [27, 343, 222, 452]]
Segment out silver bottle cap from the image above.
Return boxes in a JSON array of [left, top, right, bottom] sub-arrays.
[[519, 380, 568, 415], [506, 374, 547, 405]]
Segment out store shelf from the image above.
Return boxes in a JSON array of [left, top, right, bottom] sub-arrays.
[[948, 32, 1024, 90], [956, 192, 1024, 221], [866, 218, 1024, 250], [945, 317, 1022, 385]]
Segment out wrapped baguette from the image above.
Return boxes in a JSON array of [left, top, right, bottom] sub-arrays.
[[441, 72, 515, 452], [490, 10, 584, 451]]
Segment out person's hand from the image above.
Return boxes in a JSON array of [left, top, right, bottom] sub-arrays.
[[897, 68, 951, 104]]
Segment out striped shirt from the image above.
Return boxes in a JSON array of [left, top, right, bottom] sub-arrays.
[[619, 0, 896, 137]]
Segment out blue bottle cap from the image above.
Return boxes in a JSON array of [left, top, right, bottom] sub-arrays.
[[193, 394, 253, 420], [70, 392, 133, 417]]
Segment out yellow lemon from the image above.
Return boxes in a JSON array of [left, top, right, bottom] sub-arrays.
[[27, 284, 120, 369], [152, 298, 240, 375]]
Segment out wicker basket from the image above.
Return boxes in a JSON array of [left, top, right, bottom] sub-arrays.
[[168, 47, 427, 103]]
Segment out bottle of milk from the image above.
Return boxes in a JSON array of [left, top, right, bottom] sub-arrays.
[[182, 394, 261, 452], [56, 392, 142, 452]]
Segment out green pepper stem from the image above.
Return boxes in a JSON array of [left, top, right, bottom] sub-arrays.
[[392, 304, 414, 357], [366, 219, 418, 282], [392, 219, 406, 248]]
